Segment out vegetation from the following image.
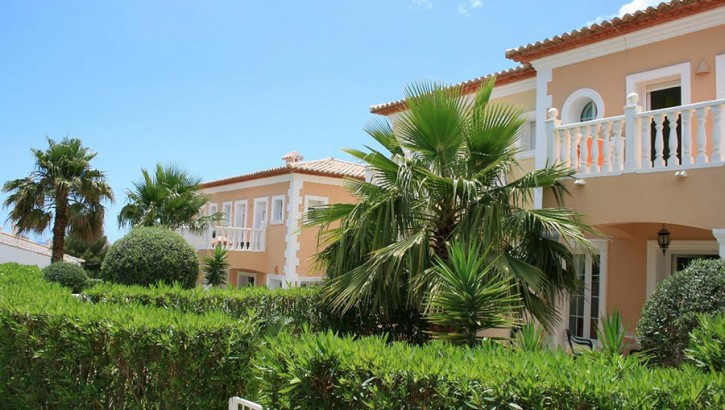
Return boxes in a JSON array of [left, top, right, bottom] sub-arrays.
[[42, 261, 89, 293], [0, 263, 257, 408], [253, 330, 725, 409], [118, 163, 220, 231], [424, 241, 521, 346], [597, 308, 630, 357], [204, 245, 229, 287], [101, 227, 200, 288], [308, 78, 594, 331], [513, 322, 545, 352], [685, 313, 725, 373], [64, 232, 110, 276], [2, 137, 114, 262], [638, 258, 725, 366]]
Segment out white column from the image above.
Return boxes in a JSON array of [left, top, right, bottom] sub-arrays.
[[624, 93, 642, 170], [713, 229, 725, 258], [533, 67, 553, 210]]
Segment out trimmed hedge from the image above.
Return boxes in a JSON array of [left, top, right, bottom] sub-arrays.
[[101, 227, 199, 288], [43, 261, 89, 293], [83, 280, 326, 330], [0, 263, 257, 408], [638, 258, 725, 367], [252, 331, 725, 409]]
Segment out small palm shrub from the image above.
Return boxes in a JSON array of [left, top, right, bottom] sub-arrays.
[[597, 308, 629, 357], [637, 258, 725, 366], [42, 262, 88, 293], [101, 227, 199, 288], [685, 313, 725, 372], [204, 245, 229, 287], [513, 322, 545, 352]]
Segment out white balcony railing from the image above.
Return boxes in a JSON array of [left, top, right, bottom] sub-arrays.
[[546, 93, 724, 176], [178, 225, 266, 252]]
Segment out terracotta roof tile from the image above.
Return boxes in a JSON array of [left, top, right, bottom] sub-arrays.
[[506, 0, 725, 63]]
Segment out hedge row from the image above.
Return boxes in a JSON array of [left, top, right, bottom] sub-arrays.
[[0, 263, 256, 409], [251, 331, 725, 409], [82, 280, 327, 331]]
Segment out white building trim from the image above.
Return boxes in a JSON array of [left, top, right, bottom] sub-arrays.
[[716, 54, 725, 100], [533, 66, 553, 209], [561, 88, 605, 124], [203, 174, 293, 194], [625, 62, 691, 108], [645, 239, 720, 297], [283, 175, 304, 287]]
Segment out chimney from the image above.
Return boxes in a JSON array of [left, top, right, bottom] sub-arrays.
[[282, 151, 303, 165]]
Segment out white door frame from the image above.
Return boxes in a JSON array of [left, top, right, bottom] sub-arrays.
[[646, 240, 719, 297]]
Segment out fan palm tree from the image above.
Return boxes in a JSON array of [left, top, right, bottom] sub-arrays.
[[2, 137, 114, 263], [118, 163, 219, 231], [307, 78, 595, 330]]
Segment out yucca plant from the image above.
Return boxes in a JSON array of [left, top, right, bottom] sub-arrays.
[[596, 308, 629, 357], [204, 245, 229, 288], [685, 313, 725, 372], [513, 322, 545, 352], [425, 241, 521, 346]]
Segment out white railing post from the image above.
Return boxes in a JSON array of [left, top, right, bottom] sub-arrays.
[[712, 104, 723, 162], [579, 126, 589, 175], [653, 114, 666, 168], [666, 111, 680, 167], [589, 122, 600, 174], [613, 120, 624, 171], [681, 109, 694, 165], [602, 122, 612, 172], [546, 108, 562, 164], [695, 107, 709, 164], [624, 93, 642, 170]]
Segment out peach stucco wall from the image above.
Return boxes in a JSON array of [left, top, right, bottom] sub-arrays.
[[550, 25, 725, 116], [297, 180, 359, 278]]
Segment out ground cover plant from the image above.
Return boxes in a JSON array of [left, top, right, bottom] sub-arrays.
[[0, 263, 257, 408], [638, 258, 725, 366], [101, 226, 199, 288]]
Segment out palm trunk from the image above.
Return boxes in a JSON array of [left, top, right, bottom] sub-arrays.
[[51, 195, 68, 263]]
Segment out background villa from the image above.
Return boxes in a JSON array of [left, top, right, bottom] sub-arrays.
[[371, 0, 725, 347], [181, 151, 364, 289]]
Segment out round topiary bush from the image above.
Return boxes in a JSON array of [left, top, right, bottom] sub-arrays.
[[43, 262, 89, 293], [101, 227, 200, 288], [637, 258, 725, 367]]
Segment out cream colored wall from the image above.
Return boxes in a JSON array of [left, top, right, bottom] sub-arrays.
[[542, 166, 725, 230], [297, 180, 359, 278], [204, 181, 290, 287], [492, 88, 536, 111], [550, 25, 725, 116]]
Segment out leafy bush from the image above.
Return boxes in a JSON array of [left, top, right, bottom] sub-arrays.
[[686, 313, 725, 372], [252, 330, 725, 409], [637, 258, 725, 366], [42, 262, 88, 293], [83, 280, 326, 331], [101, 226, 199, 288], [0, 263, 257, 408]]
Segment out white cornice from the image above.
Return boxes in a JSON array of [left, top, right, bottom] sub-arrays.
[[490, 77, 536, 99], [531, 7, 725, 70], [202, 174, 293, 194]]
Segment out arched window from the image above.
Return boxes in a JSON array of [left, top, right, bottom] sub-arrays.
[[579, 101, 597, 122], [562, 88, 605, 124]]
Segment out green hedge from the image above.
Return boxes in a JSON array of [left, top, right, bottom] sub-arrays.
[[252, 331, 725, 409], [0, 263, 257, 408], [82, 280, 326, 330]]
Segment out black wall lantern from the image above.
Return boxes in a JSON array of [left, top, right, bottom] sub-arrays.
[[657, 225, 671, 255]]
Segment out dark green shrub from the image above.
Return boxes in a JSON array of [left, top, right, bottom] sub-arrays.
[[42, 262, 88, 293], [101, 227, 199, 288], [686, 313, 725, 372], [252, 330, 725, 409], [0, 263, 257, 408], [637, 258, 725, 367]]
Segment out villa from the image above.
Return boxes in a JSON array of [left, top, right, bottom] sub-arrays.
[[181, 151, 364, 289], [371, 0, 725, 347]]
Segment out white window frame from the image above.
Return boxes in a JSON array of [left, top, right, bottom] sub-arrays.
[[516, 111, 537, 158], [221, 201, 233, 226], [645, 240, 719, 297], [233, 200, 248, 228], [561, 88, 605, 124], [270, 195, 285, 225], [303, 195, 329, 222], [267, 274, 284, 289], [566, 239, 608, 342], [626, 62, 691, 110], [236, 271, 257, 288], [298, 277, 324, 287], [716, 54, 725, 100], [253, 197, 268, 229], [208, 203, 218, 217]]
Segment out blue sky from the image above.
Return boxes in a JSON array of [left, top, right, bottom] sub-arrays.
[[0, 0, 658, 242]]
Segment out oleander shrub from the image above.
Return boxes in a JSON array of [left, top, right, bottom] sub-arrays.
[[0, 263, 258, 408], [42, 261, 89, 293], [101, 226, 199, 288], [252, 331, 725, 409], [638, 258, 725, 367], [82, 280, 327, 331], [686, 313, 725, 373]]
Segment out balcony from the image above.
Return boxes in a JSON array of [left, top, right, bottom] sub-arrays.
[[545, 93, 724, 177], [179, 225, 266, 252]]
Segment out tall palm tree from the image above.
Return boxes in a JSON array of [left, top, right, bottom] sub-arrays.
[[308, 78, 595, 330], [118, 163, 219, 231], [3, 137, 114, 263]]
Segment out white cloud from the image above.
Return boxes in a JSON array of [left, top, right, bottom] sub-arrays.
[[410, 0, 433, 11], [586, 0, 661, 26], [457, 0, 483, 17]]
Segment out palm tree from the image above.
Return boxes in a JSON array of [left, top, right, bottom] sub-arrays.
[[118, 163, 219, 231], [2, 137, 114, 263], [308, 78, 595, 330]]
